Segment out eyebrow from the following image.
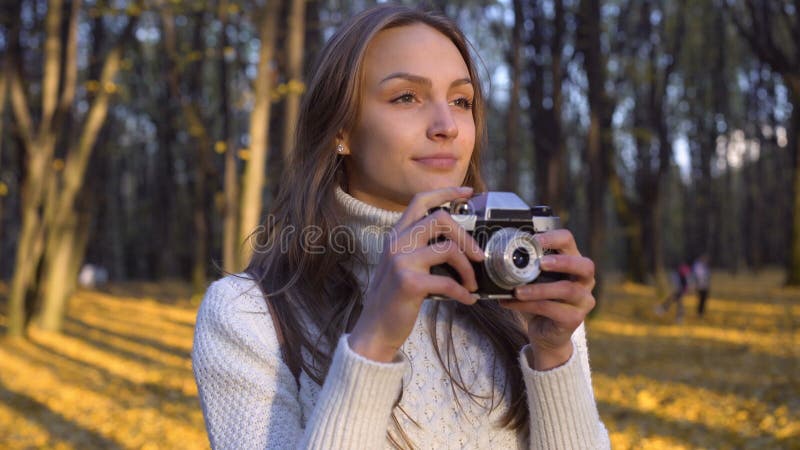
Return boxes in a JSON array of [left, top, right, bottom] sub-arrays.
[[379, 72, 472, 88]]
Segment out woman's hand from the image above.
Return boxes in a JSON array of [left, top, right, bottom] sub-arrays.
[[501, 229, 596, 371], [348, 186, 485, 362]]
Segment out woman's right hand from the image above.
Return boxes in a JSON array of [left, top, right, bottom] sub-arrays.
[[348, 186, 486, 362]]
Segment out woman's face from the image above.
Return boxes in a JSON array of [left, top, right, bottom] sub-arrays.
[[343, 23, 476, 212]]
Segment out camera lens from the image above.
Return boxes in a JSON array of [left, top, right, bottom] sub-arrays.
[[452, 199, 472, 215], [483, 228, 543, 290], [512, 248, 530, 268]]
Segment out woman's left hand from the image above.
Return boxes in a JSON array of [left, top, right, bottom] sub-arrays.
[[500, 229, 596, 371]]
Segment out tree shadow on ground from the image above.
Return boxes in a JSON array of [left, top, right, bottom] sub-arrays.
[[25, 339, 198, 410], [0, 377, 123, 449], [598, 400, 795, 449], [589, 331, 799, 404], [66, 316, 191, 361]]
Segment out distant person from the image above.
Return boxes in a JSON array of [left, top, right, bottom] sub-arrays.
[[78, 263, 109, 288], [655, 262, 691, 323], [692, 253, 711, 317]]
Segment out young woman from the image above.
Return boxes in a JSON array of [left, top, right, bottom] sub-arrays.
[[192, 5, 609, 449]]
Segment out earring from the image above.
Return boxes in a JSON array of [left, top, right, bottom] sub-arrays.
[[336, 143, 346, 154]]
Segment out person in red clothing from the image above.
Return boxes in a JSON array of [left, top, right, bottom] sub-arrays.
[[655, 262, 692, 323]]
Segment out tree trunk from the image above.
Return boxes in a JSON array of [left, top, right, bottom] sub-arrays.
[[728, 0, 800, 283], [0, 55, 7, 169], [7, 191, 47, 337], [788, 142, 800, 284], [238, 0, 281, 268], [160, 6, 213, 291], [281, 0, 307, 164], [6, 0, 62, 337], [303, 0, 323, 78], [38, 211, 78, 331], [10, 0, 135, 335], [38, 36, 127, 332], [66, 206, 91, 296], [152, 18, 179, 279], [609, 173, 645, 282], [503, 0, 523, 193], [0, 56, 8, 274], [652, 119, 671, 280], [218, 0, 239, 274], [188, 13, 213, 294], [548, 0, 565, 213], [526, 0, 565, 213], [577, 0, 614, 300], [786, 80, 800, 284]]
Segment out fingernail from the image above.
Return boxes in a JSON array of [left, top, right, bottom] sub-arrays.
[[540, 255, 555, 268], [459, 186, 473, 193]]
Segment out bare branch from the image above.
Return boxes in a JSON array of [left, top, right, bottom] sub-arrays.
[[59, 12, 138, 219], [734, 0, 794, 74], [9, 65, 34, 149], [41, 0, 65, 133], [5, 2, 33, 149], [0, 60, 8, 162], [55, 0, 83, 130], [663, 0, 687, 82]]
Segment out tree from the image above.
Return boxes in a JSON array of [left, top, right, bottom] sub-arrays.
[[160, 2, 218, 293], [7, 0, 139, 335], [280, 0, 307, 164], [612, 0, 686, 283], [220, 0, 239, 274], [523, 0, 567, 214], [728, 0, 800, 285], [502, 0, 523, 193], [237, 0, 281, 269], [576, 0, 617, 297]]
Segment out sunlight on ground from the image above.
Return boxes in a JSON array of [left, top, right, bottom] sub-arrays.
[[0, 283, 206, 449], [591, 270, 799, 449], [0, 270, 798, 449]]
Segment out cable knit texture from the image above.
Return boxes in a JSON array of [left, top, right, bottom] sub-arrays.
[[192, 187, 610, 449]]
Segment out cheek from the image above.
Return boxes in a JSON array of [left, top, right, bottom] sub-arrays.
[[455, 110, 475, 134], [352, 117, 416, 161], [456, 116, 476, 151]]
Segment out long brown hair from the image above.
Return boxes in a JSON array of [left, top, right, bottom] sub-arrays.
[[245, 4, 529, 444]]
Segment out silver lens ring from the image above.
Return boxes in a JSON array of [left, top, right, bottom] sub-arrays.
[[483, 228, 543, 290]]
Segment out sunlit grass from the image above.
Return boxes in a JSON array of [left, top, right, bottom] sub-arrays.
[[0, 269, 798, 449], [590, 269, 800, 449], [0, 281, 206, 449]]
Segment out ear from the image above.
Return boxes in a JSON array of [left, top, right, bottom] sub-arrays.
[[336, 129, 348, 145], [335, 130, 352, 155]]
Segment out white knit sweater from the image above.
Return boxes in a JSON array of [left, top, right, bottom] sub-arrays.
[[192, 188, 610, 449]]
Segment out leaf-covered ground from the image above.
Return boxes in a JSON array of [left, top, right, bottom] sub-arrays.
[[0, 271, 797, 449], [590, 270, 799, 450]]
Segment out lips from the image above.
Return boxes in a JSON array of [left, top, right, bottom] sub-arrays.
[[412, 153, 459, 170]]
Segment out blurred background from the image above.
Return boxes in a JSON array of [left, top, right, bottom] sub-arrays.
[[0, 0, 797, 449]]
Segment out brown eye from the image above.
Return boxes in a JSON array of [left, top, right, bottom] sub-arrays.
[[392, 92, 416, 104], [451, 97, 473, 110]]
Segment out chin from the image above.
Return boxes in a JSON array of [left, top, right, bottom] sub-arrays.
[[413, 178, 465, 193]]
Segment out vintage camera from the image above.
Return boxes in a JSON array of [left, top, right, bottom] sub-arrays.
[[429, 192, 563, 300]]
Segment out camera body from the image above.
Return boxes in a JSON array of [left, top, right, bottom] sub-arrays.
[[429, 191, 563, 300]]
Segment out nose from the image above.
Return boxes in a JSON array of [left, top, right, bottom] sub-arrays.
[[426, 102, 459, 141]]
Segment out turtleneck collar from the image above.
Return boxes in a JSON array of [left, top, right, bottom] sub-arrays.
[[334, 186, 403, 267]]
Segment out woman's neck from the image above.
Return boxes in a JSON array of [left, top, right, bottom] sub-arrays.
[[335, 186, 402, 266], [344, 185, 409, 213]]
